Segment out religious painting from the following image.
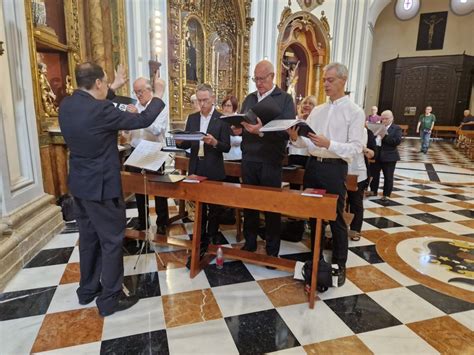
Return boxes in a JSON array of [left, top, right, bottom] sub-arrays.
[[296, 0, 325, 12], [185, 18, 204, 83], [416, 12, 448, 51], [404, 106, 417, 116]]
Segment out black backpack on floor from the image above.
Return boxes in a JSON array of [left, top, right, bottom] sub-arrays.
[[302, 258, 333, 292]]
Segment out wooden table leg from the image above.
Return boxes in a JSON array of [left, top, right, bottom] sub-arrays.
[[190, 201, 203, 278], [309, 218, 322, 309]]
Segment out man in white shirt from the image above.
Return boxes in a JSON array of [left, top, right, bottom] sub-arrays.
[[288, 62, 365, 286], [124, 77, 169, 235]]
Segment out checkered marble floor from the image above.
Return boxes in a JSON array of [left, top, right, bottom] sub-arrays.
[[1, 154, 473, 354]]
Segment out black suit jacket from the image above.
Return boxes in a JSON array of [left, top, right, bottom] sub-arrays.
[[378, 124, 402, 162], [240, 86, 295, 165], [177, 109, 231, 180], [59, 90, 165, 201]]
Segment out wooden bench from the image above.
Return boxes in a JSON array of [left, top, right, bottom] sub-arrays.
[[432, 125, 458, 139], [122, 171, 338, 309], [399, 124, 409, 136]]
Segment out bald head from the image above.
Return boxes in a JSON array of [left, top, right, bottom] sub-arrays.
[[133, 77, 153, 105], [254, 60, 275, 95]]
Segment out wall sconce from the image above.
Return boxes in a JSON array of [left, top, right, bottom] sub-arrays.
[[0, 41, 4, 56]]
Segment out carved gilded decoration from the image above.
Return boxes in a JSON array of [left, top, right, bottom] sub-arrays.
[[277, 7, 331, 104], [167, 0, 253, 123]]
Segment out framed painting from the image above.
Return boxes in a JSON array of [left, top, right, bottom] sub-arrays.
[[416, 12, 448, 51]]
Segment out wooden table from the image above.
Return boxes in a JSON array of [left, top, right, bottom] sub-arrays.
[[121, 171, 338, 309]]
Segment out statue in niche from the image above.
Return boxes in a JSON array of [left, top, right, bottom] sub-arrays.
[[282, 60, 300, 102], [185, 31, 198, 82], [37, 58, 59, 116], [31, 0, 47, 27]]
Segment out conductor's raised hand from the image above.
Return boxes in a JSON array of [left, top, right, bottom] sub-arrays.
[[110, 64, 128, 91], [287, 126, 299, 141], [308, 132, 330, 149], [241, 117, 263, 135], [153, 70, 166, 99]]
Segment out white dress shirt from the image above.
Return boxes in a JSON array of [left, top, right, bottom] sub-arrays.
[[124, 99, 168, 148], [198, 106, 215, 155], [348, 128, 368, 182], [257, 85, 276, 102], [291, 95, 365, 163], [288, 115, 309, 156]]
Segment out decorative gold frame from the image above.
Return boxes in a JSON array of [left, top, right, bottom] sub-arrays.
[[276, 7, 331, 104], [167, 0, 253, 124]]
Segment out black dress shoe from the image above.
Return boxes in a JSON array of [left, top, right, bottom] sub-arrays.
[[332, 264, 346, 287], [98, 292, 139, 317], [156, 224, 167, 235], [241, 244, 257, 252], [78, 289, 102, 305], [185, 246, 208, 269]]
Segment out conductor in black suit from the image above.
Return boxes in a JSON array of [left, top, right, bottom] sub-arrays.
[[240, 60, 296, 258], [369, 110, 402, 200], [176, 83, 231, 267], [59, 62, 166, 317]]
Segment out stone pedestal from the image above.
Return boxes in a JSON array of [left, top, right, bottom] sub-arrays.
[[0, 194, 64, 291]]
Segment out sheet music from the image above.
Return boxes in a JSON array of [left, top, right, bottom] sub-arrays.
[[124, 140, 168, 171]]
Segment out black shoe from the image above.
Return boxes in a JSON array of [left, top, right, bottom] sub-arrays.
[[98, 292, 139, 317], [185, 246, 208, 269], [78, 289, 101, 305], [332, 264, 346, 287], [241, 243, 257, 252], [157, 224, 167, 235]]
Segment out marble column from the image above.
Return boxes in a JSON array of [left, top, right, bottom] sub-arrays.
[[0, 0, 64, 291]]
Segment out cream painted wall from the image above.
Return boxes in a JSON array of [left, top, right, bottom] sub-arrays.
[[366, 0, 474, 113]]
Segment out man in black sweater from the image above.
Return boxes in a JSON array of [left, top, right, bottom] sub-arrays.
[[240, 60, 296, 258]]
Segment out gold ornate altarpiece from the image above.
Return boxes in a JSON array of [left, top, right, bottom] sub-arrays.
[[167, 0, 253, 125]]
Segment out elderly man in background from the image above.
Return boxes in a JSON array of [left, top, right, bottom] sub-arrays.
[[369, 110, 402, 201], [367, 106, 381, 123], [288, 62, 364, 286], [124, 77, 169, 235]]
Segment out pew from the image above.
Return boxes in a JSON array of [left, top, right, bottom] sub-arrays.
[[432, 125, 458, 139], [121, 171, 338, 309], [398, 124, 409, 136]]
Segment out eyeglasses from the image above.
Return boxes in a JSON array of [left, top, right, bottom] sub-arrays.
[[222, 103, 233, 108], [133, 88, 151, 96], [251, 73, 273, 83]]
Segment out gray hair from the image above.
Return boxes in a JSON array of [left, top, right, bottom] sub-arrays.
[[381, 110, 394, 121], [323, 62, 348, 80], [196, 83, 214, 96]]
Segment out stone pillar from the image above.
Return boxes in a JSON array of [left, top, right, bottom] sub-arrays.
[[0, 0, 64, 291]]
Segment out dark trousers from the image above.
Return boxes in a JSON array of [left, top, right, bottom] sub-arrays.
[[125, 164, 169, 226], [303, 158, 348, 265], [241, 160, 282, 256], [347, 179, 367, 233], [74, 197, 126, 313], [200, 203, 221, 246], [288, 154, 308, 190], [369, 161, 396, 197]]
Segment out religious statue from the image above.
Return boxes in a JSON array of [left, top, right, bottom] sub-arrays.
[[282, 60, 300, 102], [37, 59, 59, 116], [185, 31, 198, 82], [31, 0, 47, 27], [423, 14, 444, 49]]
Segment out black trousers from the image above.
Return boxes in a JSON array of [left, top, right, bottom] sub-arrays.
[[74, 197, 125, 313], [369, 161, 396, 197], [125, 164, 169, 227], [288, 154, 308, 190], [347, 179, 368, 233], [303, 157, 348, 265], [241, 160, 282, 256]]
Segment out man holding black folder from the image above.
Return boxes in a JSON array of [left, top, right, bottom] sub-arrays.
[[175, 83, 231, 267], [59, 63, 166, 316], [123, 77, 169, 235], [288, 62, 364, 286], [240, 60, 296, 258]]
